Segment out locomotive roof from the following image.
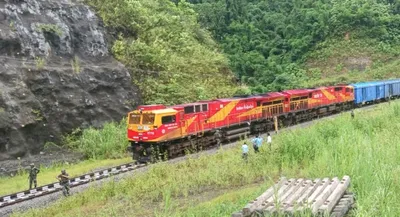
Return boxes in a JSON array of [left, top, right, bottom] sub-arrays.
[[282, 89, 312, 95], [264, 92, 286, 97], [219, 92, 286, 101], [151, 108, 177, 114], [215, 98, 242, 102]]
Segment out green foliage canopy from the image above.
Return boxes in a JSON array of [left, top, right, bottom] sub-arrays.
[[87, 0, 237, 105], [190, 0, 400, 92]]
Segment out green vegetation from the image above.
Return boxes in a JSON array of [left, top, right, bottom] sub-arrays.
[[71, 56, 81, 74], [81, 0, 400, 103], [15, 101, 400, 217], [303, 38, 400, 87], [34, 57, 46, 70], [0, 157, 132, 196], [37, 23, 62, 36], [63, 120, 129, 159], [188, 0, 400, 93], [31, 109, 44, 121], [87, 0, 237, 105]]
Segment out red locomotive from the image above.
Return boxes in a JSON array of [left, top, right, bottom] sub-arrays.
[[127, 85, 354, 163]]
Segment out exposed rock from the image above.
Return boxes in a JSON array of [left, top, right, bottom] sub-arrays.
[[0, 0, 142, 161], [344, 57, 372, 72]]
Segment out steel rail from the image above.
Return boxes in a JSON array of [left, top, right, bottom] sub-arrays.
[[0, 162, 145, 208]]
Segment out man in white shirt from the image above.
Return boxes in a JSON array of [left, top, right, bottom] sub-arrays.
[[242, 142, 249, 162], [267, 133, 272, 151]]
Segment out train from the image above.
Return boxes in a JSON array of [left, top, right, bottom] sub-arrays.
[[127, 79, 400, 163]]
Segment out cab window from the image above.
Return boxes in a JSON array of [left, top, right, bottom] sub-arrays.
[[129, 113, 140, 124], [142, 114, 155, 125], [184, 106, 194, 114], [162, 115, 176, 124]]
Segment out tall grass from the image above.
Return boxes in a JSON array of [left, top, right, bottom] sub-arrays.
[[64, 119, 129, 159], [14, 102, 400, 217]]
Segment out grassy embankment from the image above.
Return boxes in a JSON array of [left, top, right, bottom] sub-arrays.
[[0, 120, 131, 196], [13, 101, 400, 217]]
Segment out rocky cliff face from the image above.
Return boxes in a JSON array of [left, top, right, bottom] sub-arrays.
[[0, 0, 141, 160]]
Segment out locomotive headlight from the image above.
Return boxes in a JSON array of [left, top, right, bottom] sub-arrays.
[[138, 125, 143, 130]]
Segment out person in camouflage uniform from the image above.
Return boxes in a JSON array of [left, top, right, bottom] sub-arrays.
[[214, 129, 222, 146], [57, 169, 70, 196], [28, 163, 40, 189]]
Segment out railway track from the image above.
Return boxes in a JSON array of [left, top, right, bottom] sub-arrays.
[[0, 162, 146, 208], [0, 100, 393, 212]]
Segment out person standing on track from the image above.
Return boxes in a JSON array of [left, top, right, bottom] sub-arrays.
[[28, 163, 40, 189], [267, 133, 272, 151], [242, 142, 249, 162], [57, 169, 70, 196]]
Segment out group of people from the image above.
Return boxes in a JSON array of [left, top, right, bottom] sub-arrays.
[[241, 133, 272, 161], [28, 163, 71, 197]]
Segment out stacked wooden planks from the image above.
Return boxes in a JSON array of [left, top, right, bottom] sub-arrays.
[[232, 176, 354, 217]]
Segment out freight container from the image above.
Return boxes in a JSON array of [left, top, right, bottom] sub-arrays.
[[351, 81, 386, 104]]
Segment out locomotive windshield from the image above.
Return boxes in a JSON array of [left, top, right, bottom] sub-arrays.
[[142, 113, 155, 125], [128, 113, 155, 125], [129, 113, 140, 124]]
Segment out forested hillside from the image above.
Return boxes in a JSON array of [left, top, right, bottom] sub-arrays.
[[87, 0, 237, 105], [89, 0, 400, 104], [189, 0, 400, 93]]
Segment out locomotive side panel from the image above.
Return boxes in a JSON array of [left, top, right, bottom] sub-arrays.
[[308, 86, 354, 109]]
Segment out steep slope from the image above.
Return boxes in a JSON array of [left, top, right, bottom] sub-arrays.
[[0, 0, 141, 160]]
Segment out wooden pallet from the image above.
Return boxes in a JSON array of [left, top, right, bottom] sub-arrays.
[[232, 176, 354, 217]]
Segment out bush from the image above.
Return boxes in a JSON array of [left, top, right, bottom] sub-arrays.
[[64, 119, 129, 159]]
